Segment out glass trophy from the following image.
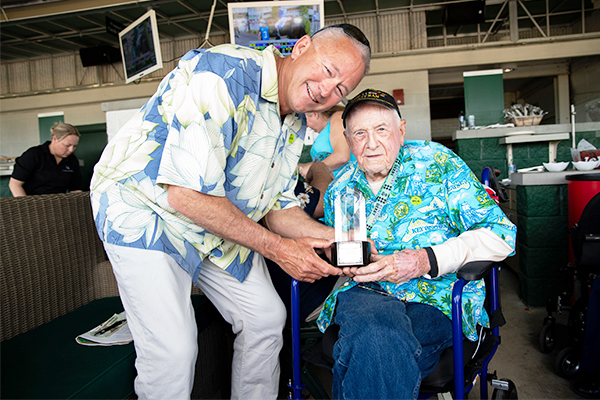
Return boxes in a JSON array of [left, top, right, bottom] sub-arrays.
[[331, 187, 371, 267]]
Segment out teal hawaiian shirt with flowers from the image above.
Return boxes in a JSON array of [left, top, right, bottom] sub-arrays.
[[91, 45, 305, 284], [317, 140, 516, 340]]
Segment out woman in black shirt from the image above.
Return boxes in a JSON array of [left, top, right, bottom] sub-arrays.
[[9, 122, 83, 196]]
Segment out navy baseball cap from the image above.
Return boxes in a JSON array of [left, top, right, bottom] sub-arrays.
[[342, 89, 401, 127]]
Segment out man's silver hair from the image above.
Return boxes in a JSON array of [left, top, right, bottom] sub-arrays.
[[312, 27, 371, 74]]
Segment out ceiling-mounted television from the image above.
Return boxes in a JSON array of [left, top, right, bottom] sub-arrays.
[[228, 0, 324, 56], [118, 9, 163, 84]]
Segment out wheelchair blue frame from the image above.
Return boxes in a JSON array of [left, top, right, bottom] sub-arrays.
[[289, 263, 502, 400], [290, 279, 306, 400], [445, 264, 501, 400], [288, 166, 506, 400]]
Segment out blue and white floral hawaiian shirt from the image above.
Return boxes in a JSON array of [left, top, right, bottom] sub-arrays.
[[317, 141, 516, 340], [90, 45, 305, 284]]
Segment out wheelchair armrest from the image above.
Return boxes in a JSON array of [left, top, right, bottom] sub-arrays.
[[456, 260, 497, 281]]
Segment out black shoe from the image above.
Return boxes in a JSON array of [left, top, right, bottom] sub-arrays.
[[571, 375, 600, 399]]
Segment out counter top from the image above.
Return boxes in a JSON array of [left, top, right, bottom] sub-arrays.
[[453, 122, 600, 140], [0, 165, 14, 176], [510, 169, 600, 186]]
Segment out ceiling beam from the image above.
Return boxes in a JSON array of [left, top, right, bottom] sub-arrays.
[[370, 36, 600, 76], [18, 24, 88, 48], [107, 9, 175, 41], [483, 1, 508, 43], [336, 0, 348, 21], [1, 44, 49, 59], [429, 62, 570, 85], [76, 15, 107, 29], [178, 0, 229, 34], [47, 20, 80, 35], [154, 10, 200, 37], [86, 33, 119, 47], [518, 0, 547, 38], [2, 24, 111, 46], [0, 0, 155, 22], [1, 29, 72, 53]]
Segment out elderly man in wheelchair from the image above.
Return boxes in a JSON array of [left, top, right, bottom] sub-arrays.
[[309, 89, 517, 400]]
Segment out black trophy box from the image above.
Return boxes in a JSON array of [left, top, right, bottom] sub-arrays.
[[331, 241, 371, 268]]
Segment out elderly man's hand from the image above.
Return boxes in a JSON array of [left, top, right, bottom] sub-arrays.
[[271, 236, 343, 283], [347, 249, 430, 283]]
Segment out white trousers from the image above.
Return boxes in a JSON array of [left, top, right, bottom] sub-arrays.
[[104, 243, 286, 400]]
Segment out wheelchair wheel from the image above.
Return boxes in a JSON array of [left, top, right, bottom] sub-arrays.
[[539, 322, 556, 354], [491, 378, 518, 399], [554, 347, 581, 378]]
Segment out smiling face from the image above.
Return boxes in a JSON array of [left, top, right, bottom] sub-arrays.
[[278, 34, 366, 115], [50, 134, 79, 161], [344, 102, 406, 183]]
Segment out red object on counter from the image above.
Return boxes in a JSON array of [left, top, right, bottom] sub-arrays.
[[566, 173, 600, 263]]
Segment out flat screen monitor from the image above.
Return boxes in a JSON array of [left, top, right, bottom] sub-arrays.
[[228, 0, 324, 56], [119, 9, 163, 84]]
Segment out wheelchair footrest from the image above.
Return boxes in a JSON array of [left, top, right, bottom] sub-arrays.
[[491, 378, 510, 391]]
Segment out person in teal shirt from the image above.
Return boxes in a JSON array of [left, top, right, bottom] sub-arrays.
[[295, 105, 355, 220], [299, 105, 356, 180]]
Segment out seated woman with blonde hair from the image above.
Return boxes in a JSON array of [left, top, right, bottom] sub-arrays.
[[9, 122, 83, 197]]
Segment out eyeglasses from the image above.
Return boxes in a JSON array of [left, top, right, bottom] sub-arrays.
[[315, 23, 371, 53]]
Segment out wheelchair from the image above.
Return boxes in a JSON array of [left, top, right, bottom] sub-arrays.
[[284, 167, 517, 400], [538, 192, 600, 379]]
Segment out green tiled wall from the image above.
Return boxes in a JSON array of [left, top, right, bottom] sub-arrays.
[[516, 184, 569, 217], [454, 132, 575, 305], [518, 215, 568, 248], [517, 244, 568, 278], [455, 130, 600, 180], [454, 138, 507, 179], [454, 131, 599, 305], [518, 274, 563, 309], [515, 184, 570, 306], [1, 176, 11, 198]]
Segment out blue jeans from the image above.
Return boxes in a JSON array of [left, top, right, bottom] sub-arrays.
[[332, 286, 453, 400]]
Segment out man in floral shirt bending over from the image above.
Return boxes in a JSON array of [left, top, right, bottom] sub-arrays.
[[90, 25, 371, 400], [317, 89, 517, 400]]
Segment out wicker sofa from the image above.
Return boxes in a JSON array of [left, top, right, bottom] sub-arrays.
[[0, 192, 232, 399]]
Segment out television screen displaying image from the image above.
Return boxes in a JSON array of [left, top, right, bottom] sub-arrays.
[[228, 0, 324, 56], [119, 9, 163, 84]]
